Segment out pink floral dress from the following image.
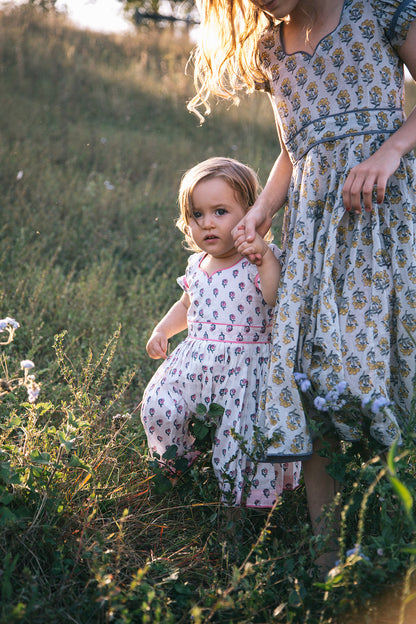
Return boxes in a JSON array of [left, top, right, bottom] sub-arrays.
[[141, 247, 300, 507]]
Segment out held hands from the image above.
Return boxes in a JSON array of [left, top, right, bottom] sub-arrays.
[[232, 203, 273, 265], [146, 331, 169, 360], [342, 145, 401, 213], [236, 228, 271, 265]]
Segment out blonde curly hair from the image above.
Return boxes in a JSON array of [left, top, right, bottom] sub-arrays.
[[187, 0, 276, 121], [177, 156, 272, 252]]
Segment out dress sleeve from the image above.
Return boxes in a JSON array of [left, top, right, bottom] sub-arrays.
[[176, 274, 188, 292], [176, 252, 201, 292], [374, 0, 416, 48]]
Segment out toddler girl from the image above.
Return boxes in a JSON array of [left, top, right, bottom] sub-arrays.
[[141, 157, 300, 506]]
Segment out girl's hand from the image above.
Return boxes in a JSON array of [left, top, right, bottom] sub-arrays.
[[342, 145, 401, 213], [146, 331, 169, 360], [232, 202, 273, 264], [238, 232, 270, 266]]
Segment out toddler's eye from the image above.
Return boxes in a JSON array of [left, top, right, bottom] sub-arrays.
[[216, 208, 227, 216], [192, 211, 202, 219]]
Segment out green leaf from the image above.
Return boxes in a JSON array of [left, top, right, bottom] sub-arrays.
[[153, 474, 173, 495], [190, 420, 210, 441], [196, 403, 207, 415], [69, 454, 91, 471], [389, 475, 413, 516], [207, 403, 224, 417], [162, 445, 178, 460], [58, 431, 75, 451], [174, 457, 189, 473], [30, 450, 51, 465], [386, 439, 399, 476]]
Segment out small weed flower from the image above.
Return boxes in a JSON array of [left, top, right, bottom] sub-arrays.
[[20, 360, 35, 370], [314, 396, 328, 411], [0, 318, 40, 404], [371, 397, 390, 414], [26, 379, 41, 403], [0, 317, 20, 345], [293, 373, 400, 447], [336, 381, 348, 394], [104, 180, 114, 190]]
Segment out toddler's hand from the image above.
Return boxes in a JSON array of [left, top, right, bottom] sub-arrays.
[[146, 331, 168, 360], [238, 232, 269, 266]]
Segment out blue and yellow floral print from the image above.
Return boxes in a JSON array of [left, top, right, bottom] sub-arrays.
[[257, 0, 416, 459]]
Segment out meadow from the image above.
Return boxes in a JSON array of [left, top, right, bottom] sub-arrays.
[[0, 4, 416, 623]]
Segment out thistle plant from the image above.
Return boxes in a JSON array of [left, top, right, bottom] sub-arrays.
[[0, 316, 40, 404]]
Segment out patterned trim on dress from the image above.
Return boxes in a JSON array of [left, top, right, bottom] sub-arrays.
[[387, 0, 416, 41]]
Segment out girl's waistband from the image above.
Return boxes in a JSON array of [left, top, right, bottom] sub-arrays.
[[286, 107, 403, 163], [187, 320, 272, 344]]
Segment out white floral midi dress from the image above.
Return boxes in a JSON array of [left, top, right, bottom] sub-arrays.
[[141, 248, 300, 506], [257, 0, 416, 460]]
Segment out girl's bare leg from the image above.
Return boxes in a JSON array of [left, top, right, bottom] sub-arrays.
[[302, 435, 341, 574]]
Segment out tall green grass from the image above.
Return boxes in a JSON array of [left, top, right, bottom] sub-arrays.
[[0, 5, 415, 623]]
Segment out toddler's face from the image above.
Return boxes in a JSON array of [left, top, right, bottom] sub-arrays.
[[188, 177, 246, 260]]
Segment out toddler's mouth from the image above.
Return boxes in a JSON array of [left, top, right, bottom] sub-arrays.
[[204, 235, 218, 240]]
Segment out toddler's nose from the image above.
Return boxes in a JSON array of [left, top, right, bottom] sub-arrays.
[[202, 214, 215, 228]]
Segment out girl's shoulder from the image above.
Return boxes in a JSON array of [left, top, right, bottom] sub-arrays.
[[176, 252, 204, 291], [371, 0, 416, 47], [185, 251, 205, 272]]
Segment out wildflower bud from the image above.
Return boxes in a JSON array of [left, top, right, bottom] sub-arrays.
[[371, 397, 390, 414], [27, 382, 40, 403], [314, 396, 328, 411], [300, 379, 311, 392], [335, 381, 347, 394], [293, 372, 308, 382], [20, 360, 35, 370]]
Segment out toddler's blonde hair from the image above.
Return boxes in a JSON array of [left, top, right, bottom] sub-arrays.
[[177, 156, 271, 252]]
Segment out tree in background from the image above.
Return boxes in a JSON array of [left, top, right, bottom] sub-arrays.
[[120, 0, 198, 27]]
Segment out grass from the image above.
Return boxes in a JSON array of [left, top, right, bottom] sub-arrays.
[[0, 4, 415, 623]]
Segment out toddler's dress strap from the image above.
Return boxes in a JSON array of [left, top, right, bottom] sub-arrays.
[[374, 0, 416, 47]]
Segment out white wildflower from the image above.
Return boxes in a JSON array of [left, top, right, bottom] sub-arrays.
[[104, 180, 114, 190], [16, 170, 24, 181], [20, 360, 35, 370], [27, 381, 41, 403]]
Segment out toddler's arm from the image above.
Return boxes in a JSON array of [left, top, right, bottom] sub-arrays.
[[146, 292, 190, 359], [239, 234, 281, 306]]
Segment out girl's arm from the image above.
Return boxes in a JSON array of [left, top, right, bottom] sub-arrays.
[[343, 19, 416, 214], [233, 141, 293, 259], [146, 292, 190, 359], [238, 234, 281, 305]]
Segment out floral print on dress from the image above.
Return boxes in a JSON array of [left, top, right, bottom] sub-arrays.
[[256, 0, 416, 459], [141, 247, 300, 506]]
